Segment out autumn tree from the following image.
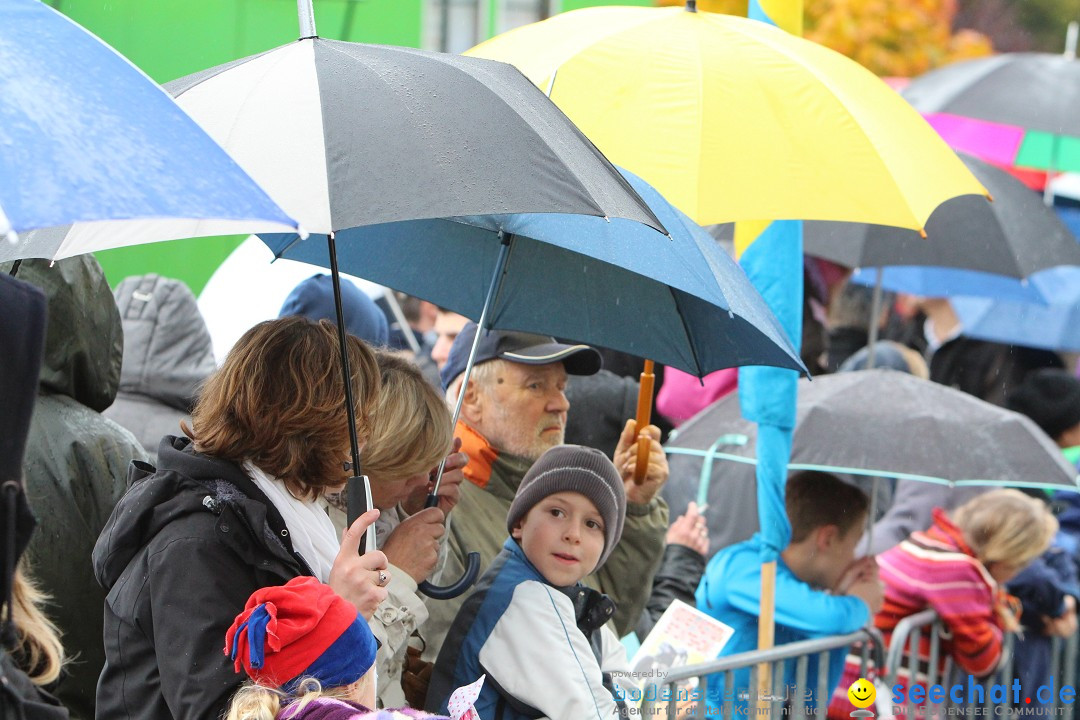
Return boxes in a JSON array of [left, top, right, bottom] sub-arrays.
[[657, 0, 993, 77]]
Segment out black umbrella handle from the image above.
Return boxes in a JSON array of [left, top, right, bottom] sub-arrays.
[[417, 492, 481, 599], [419, 552, 481, 600]]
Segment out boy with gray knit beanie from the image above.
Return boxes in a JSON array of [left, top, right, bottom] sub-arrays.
[[426, 445, 638, 720]]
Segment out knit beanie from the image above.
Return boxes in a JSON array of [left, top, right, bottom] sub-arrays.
[[507, 445, 626, 568], [1006, 369, 1080, 441], [225, 576, 377, 692]]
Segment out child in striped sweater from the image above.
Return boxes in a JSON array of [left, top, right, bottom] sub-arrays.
[[830, 489, 1057, 717]]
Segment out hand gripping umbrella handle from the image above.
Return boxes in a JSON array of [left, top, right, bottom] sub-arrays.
[[417, 490, 481, 599], [633, 360, 655, 484]]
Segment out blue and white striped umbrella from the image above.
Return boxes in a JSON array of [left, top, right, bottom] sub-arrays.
[[0, 0, 297, 259]]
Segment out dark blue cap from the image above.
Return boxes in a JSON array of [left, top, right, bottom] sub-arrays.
[[279, 274, 389, 347], [440, 322, 602, 390]]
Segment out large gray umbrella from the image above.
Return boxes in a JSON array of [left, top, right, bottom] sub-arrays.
[[161, 8, 666, 598], [663, 370, 1079, 554], [163, 37, 663, 236], [710, 154, 1080, 278]]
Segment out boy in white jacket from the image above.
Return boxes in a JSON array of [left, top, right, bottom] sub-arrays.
[[426, 445, 638, 719]]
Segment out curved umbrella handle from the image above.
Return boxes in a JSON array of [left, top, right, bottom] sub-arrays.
[[418, 492, 481, 600], [419, 552, 481, 600]]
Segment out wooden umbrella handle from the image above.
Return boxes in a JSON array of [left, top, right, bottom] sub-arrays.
[[633, 360, 655, 485]]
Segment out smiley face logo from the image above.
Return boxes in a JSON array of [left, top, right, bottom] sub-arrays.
[[848, 678, 876, 709]]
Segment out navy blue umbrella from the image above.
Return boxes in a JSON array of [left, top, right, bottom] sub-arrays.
[[264, 165, 805, 597], [262, 168, 803, 380]]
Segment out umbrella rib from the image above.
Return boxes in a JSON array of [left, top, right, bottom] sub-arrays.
[[672, 289, 706, 377]]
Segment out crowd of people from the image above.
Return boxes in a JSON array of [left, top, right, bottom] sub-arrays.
[[3, 253, 1080, 720]]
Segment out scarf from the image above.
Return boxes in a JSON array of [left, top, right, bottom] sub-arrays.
[[245, 462, 339, 582]]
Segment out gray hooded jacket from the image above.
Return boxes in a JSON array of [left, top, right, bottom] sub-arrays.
[[103, 275, 216, 462], [4, 257, 148, 720]]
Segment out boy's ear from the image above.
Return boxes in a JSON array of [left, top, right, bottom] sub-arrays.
[[511, 519, 524, 540], [816, 524, 840, 551]]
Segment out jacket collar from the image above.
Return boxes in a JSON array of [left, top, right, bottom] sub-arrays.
[[925, 507, 977, 558], [457, 421, 534, 500], [501, 538, 615, 633]]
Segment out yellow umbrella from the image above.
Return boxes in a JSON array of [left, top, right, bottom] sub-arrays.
[[467, 5, 986, 230]]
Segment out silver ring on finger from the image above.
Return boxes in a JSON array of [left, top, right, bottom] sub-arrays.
[[377, 570, 389, 587]]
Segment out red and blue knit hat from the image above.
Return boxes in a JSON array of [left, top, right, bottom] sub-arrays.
[[225, 577, 377, 692]]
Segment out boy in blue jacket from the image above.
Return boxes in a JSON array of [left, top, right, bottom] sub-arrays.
[[696, 471, 883, 715], [426, 445, 638, 719]]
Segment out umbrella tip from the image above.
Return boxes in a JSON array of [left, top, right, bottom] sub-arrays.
[[918, 227, 928, 239], [685, 0, 697, 11], [603, 215, 611, 223], [986, 192, 995, 203]]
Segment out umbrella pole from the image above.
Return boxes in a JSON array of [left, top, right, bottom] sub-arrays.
[[1043, 136, 1059, 207], [328, 232, 377, 555], [865, 475, 879, 554], [297, 0, 317, 39], [382, 289, 422, 355], [757, 560, 776, 706], [417, 232, 511, 600], [430, 231, 512, 497], [865, 267, 884, 369]]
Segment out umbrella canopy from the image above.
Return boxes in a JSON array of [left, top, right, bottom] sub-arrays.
[[848, 198, 1080, 303], [904, 53, 1080, 173], [663, 370, 1080, 547], [710, 154, 1080, 278], [261, 168, 806, 378], [0, 0, 297, 256], [803, 154, 1080, 276], [466, 5, 985, 230], [163, 37, 663, 236], [950, 260, 1080, 353], [850, 263, 1076, 304]]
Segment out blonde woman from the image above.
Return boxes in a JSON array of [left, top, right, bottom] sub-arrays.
[[831, 489, 1056, 717], [327, 351, 464, 708]]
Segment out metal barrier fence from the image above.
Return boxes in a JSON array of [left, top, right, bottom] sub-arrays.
[[882, 609, 1078, 719], [638, 628, 884, 719], [635, 612, 1079, 719]]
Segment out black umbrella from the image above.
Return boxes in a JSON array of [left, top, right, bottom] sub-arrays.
[[663, 370, 1080, 555], [804, 154, 1080, 277], [167, 1, 667, 599], [902, 53, 1080, 141], [712, 152, 1080, 364], [711, 154, 1080, 277]]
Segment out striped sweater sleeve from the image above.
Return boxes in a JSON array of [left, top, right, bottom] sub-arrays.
[[879, 545, 1003, 677]]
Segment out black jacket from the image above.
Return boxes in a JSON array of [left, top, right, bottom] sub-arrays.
[[635, 544, 706, 639], [92, 437, 312, 720]]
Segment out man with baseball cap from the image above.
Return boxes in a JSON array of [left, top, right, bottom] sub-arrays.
[[422, 323, 669, 660]]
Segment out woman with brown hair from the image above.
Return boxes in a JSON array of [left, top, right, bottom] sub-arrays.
[[92, 317, 390, 720]]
